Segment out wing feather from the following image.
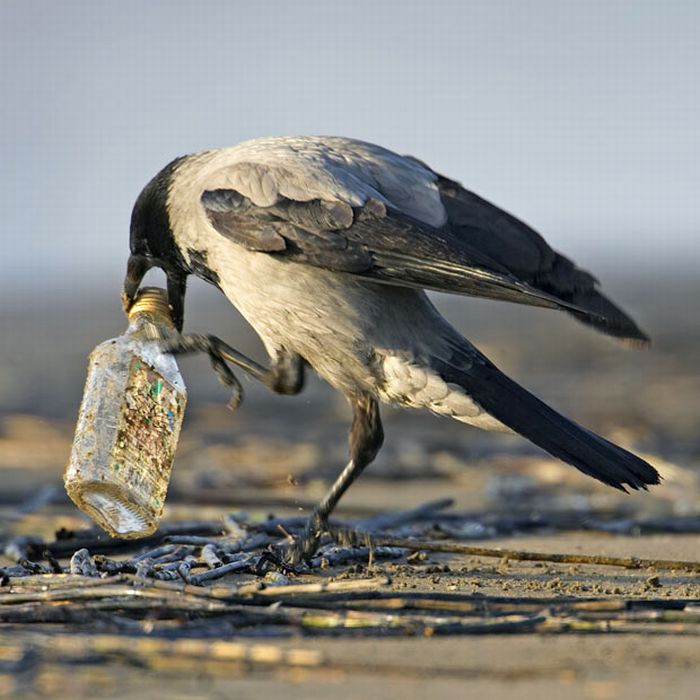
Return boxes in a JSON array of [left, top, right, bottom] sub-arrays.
[[202, 189, 590, 314], [433, 173, 649, 343], [197, 146, 648, 343]]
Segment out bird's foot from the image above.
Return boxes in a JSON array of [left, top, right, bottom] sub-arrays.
[[253, 549, 300, 577], [278, 510, 327, 567], [161, 334, 244, 409], [266, 513, 373, 572]]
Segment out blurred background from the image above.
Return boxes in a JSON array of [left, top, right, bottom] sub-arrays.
[[0, 1, 698, 511]]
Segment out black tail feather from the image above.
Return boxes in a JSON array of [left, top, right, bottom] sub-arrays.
[[435, 353, 660, 491]]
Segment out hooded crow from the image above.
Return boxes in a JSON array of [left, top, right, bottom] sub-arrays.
[[123, 136, 659, 563]]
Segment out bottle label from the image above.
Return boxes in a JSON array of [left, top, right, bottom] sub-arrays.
[[109, 356, 186, 513]]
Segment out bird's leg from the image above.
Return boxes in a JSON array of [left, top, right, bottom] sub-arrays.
[[265, 348, 305, 396], [284, 394, 384, 566], [162, 334, 304, 399]]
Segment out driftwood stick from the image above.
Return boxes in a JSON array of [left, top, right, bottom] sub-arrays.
[[201, 544, 224, 569], [0, 582, 223, 607], [239, 575, 392, 597], [106, 572, 391, 600], [69, 549, 99, 577], [537, 615, 700, 635], [311, 545, 405, 568], [187, 557, 255, 585], [132, 544, 182, 562], [163, 533, 270, 554], [2, 573, 128, 588], [371, 536, 700, 573]]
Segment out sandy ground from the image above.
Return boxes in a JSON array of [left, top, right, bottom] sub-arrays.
[[17, 631, 700, 700], [3, 526, 700, 700], [1, 276, 699, 698]]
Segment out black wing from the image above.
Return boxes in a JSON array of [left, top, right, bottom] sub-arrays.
[[200, 185, 648, 343], [433, 174, 649, 344]]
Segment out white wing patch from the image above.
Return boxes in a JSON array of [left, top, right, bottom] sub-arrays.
[[180, 136, 447, 227], [379, 355, 510, 432]]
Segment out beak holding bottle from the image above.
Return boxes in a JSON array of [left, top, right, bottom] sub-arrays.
[[121, 254, 152, 314], [122, 254, 187, 332]]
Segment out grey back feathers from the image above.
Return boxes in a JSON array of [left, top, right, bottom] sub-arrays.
[[174, 136, 446, 226], [164, 135, 648, 344]]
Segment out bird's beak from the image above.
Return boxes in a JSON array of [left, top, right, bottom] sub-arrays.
[[166, 269, 187, 333], [121, 254, 151, 314], [122, 254, 187, 332]]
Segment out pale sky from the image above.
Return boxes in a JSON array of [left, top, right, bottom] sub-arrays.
[[1, 0, 698, 298]]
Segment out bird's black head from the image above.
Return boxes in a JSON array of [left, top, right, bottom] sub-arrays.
[[123, 156, 189, 330]]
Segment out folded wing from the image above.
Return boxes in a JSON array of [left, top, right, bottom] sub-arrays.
[[199, 158, 648, 344]]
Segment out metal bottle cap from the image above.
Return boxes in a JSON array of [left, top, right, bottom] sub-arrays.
[[127, 287, 175, 327]]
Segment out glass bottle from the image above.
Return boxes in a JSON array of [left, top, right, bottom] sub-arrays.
[[65, 287, 186, 538]]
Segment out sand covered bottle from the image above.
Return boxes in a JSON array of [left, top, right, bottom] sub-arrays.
[[65, 287, 186, 538]]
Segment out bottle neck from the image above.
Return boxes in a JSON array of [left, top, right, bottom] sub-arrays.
[[126, 287, 175, 340]]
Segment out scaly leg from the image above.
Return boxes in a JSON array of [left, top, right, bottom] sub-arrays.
[[284, 394, 384, 565]]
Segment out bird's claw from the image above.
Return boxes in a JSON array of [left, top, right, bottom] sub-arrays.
[[275, 511, 327, 567], [253, 549, 302, 577], [267, 513, 375, 571], [160, 334, 244, 409], [209, 354, 243, 410]]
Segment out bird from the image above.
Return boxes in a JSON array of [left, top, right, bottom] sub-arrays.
[[123, 135, 660, 563]]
